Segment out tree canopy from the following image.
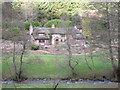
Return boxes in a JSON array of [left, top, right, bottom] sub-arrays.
[[2, 2, 119, 39], [25, 21, 42, 30], [44, 19, 73, 28]]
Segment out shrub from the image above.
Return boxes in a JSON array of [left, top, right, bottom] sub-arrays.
[[31, 44, 39, 50], [44, 19, 73, 28], [25, 21, 42, 30], [25, 23, 30, 30], [82, 19, 92, 37]]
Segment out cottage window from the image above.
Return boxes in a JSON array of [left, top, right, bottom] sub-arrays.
[[76, 40, 81, 41], [39, 40, 45, 43], [39, 34, 44, 36], [76, 34, 81, 36], [61, 34, 65, 37]]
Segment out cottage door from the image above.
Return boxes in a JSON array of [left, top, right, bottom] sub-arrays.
[[55, 39, 59, 44]]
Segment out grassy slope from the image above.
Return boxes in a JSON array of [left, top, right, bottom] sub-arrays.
[[2, 51, 115, 80]]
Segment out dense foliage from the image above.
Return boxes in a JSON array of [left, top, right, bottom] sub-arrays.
[[36, 2, 90, 20], [31, 44, 39, 50], [3, 2, 119, 39], [25, 21, 42, 30], [44, 19, 73, 28]]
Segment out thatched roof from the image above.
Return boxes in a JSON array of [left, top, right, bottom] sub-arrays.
[[32, 27, 84, 40]]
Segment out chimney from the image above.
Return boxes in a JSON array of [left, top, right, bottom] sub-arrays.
[[29, 23, 33, 35], [51, 24, 55, 28], [74, 26, 77, 29]]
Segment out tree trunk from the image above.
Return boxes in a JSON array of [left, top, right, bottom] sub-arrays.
[[12, 41, 18, 80], [18, 42, 26, 81]]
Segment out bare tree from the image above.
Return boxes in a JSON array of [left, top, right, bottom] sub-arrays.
[[2, 2, 30, 81], [117, 1, 120, 82], [9, 31, 29, 81], [106, 2, 117, 78], [65, 28, 78, 77], [52, 80, 60, 90], [17, 32, 28, 81]]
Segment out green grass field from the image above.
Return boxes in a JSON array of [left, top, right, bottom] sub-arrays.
[[2, 51, 116, 80], [2, 51, 118, 88], [2, 83, 118, 88]]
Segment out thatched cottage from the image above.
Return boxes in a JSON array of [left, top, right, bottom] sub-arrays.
[[29, 24, 85, 47]]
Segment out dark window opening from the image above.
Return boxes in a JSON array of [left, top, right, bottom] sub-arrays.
[[39, 40, 45, 43], [56, 39, 59, 41], [55, 39, 59, 44]]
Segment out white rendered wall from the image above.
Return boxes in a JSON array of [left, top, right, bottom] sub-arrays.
[[51, 34, 66, 45]]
